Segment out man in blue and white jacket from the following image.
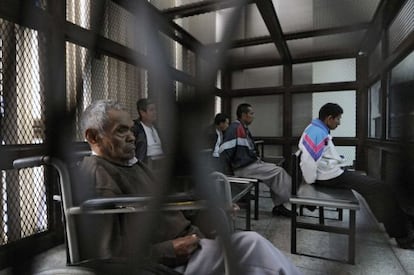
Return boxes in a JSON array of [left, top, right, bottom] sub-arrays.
[[299, 103, 414, 249]]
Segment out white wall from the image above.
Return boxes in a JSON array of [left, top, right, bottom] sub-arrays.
[[231, 95, 283, 137], [312, 58, 356, 83], [232, 66, 283, 89]]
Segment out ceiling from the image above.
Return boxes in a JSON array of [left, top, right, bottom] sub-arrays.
[[139, 0, 406, 70]]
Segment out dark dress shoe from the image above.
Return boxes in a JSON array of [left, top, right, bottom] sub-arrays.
[[272, 205, 297, 217], [304, 205, 317, 212]]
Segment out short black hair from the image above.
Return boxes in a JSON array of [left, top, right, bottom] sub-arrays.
[[318, 103, 343, 120], [136, 98, 154, 112], [236, 103, 252, 119], [214, 113, 229, 125]]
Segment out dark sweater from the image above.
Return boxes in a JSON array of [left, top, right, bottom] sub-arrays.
[[74, 155, 203, 266]]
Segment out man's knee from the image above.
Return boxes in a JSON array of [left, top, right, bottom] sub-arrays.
[[232, 231, 265, 246]]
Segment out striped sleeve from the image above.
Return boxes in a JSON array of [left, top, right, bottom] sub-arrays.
[[298, 124, 329, 184], [301, 130, 328, 161]]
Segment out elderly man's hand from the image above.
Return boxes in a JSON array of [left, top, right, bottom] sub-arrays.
[[172, 234, 200, 261]]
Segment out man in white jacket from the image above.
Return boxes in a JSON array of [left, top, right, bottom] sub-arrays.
[[298, 103, 413, 249]]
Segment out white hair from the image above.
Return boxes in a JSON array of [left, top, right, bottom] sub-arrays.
[[81, 99, 125, 136]]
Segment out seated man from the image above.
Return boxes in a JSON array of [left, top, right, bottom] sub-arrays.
[[77, 99, 302, 274], [204, 113, 230, 172], [132, 98, 164, 163], [207, 113, 230, 158], [220, 103, 294, 217], [299, 102, 414, 249]]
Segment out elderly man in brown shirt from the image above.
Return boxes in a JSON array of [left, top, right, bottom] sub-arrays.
[[76, 99, 302, 275]]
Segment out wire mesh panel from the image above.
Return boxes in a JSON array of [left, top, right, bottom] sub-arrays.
[[0, 0, 150, 252], [67, 0, 146, 53], [0, 18, 49, 245], [101, 1, 142, 51], [0, 20, 46, 145], [388, 0, 414, 53], [66, 0, 92, 29], [178, 45, 196, 77], [275, 0, 380, 33], [0, 167, 48, 245], [66, 42, 146, 141]]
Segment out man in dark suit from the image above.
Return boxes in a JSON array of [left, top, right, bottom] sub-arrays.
[[132, 98, 164, 163]]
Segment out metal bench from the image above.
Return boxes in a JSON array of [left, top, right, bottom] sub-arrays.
[[290, 150, 360, 264]]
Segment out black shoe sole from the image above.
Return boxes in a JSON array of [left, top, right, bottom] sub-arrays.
[[272, 209, 297, 217]]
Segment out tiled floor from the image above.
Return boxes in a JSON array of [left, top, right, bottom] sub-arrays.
[[234, 186, 414, 275], [3, 184, 414, 275]]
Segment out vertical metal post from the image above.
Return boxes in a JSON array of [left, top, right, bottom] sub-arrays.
[[348, 210, 356, 264], [254, 181, 259, 220]]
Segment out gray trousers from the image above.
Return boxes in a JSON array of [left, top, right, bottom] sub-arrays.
[[183, 231, 302, 275], [234, 160, 291, 206]]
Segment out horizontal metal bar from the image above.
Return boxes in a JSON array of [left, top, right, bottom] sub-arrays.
[[231, 182, 254, 202], [296, 221, 351, 234], [290, 198, 359, 210]]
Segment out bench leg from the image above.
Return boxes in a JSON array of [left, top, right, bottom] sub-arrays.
[[348, 210, 356, 264], [338, 208, 343, 221], [319, 207, 325, 225], [254, 182, 259, 220], [291, 203, 297, 254], [246, 197, 251, 231]]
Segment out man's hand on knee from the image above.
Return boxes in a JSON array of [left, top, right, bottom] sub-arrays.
[[172, 234, 200, 260]]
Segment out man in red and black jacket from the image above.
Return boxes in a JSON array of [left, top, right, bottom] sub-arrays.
[[220, 103, 294, 217]]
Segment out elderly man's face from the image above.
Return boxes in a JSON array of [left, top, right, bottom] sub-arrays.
[[99, 109, 136, 163]]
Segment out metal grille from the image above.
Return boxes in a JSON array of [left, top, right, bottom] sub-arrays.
[[388, 0, 414, 53], [276, 0, 380, 33], [67, 0, 146, 53], [0, 19, 46, 145], [0, 167, 48, 245], [184, 49, 196, 77], [66, 0, 92, 29], [101, 1, 142, 51], [0, 18, 48, 245], [66, 42, 146, 141]]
